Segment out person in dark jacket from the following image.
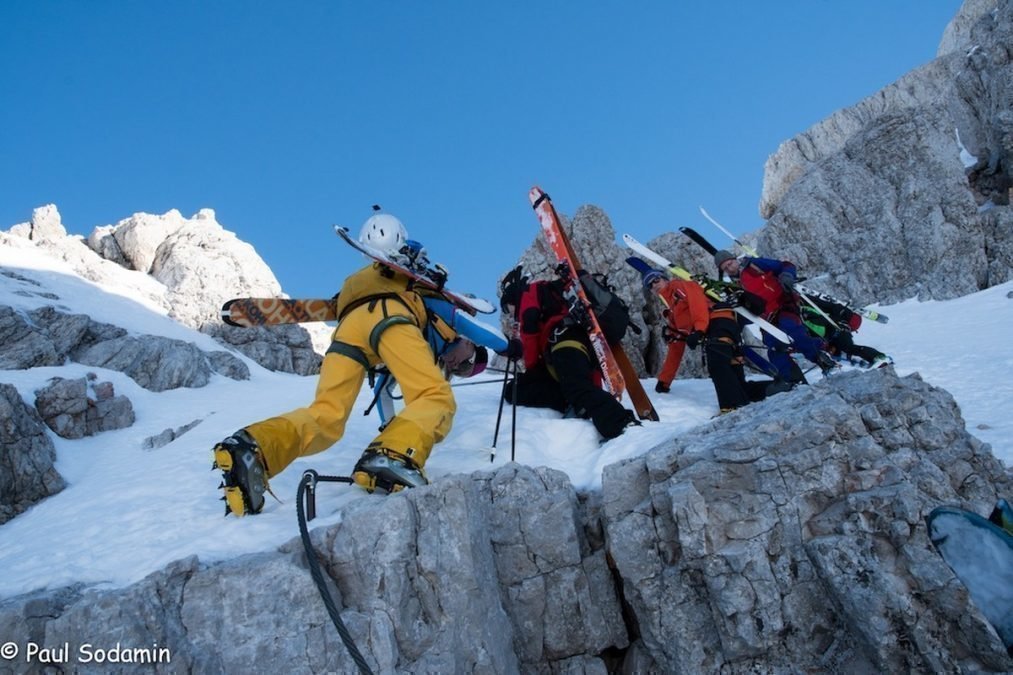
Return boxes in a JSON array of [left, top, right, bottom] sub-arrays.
[[499, 266, 636, 440]]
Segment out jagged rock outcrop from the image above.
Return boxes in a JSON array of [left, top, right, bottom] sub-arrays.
[[3, 370, 1010, 671], [5, 206, 322, 376], [506, 205, 650, 375], [34, 375, 135, 439], [757, 0, 1013, 304], [74, 334, 248, 392], [0, 384, 65, 525], [939, 0, 1000, 57], [0, 305, 249, 391], [8, 205, 67, 243], [211, 323, 323, 376], [603, 368, 1012, 672]]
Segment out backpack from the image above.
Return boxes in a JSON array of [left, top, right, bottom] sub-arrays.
[[578, 270, 632, 345]]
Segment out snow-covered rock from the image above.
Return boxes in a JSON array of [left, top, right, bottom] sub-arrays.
[[3, 207, 323, 376]]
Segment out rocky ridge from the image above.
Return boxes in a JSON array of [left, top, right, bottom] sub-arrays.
[[1, 369, 1009, 672]]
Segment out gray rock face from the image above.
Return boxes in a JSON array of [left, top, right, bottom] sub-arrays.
[[602, 369, 1013, 672], [3, 370, 1010, 671], [757, 0, 1013, 304], [34, 376, 135, 439], [0, 306, 64, 369], [148, 214, 280, 329], [73, 335, 248, 392], [939, 0, 998, 56], [0, 384, 65, 525], [0, 304, 249, 391], [204, 323, 323, 376], [142, 419, 203, 450], [0, 465, 626, 673]]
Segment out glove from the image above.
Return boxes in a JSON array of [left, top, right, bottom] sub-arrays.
[[778, 272, 795, 294], [684, 330, 704, 350], [503, 338, 523, 361], [654, 380, 670, 394], [737, 290, 766, 316]]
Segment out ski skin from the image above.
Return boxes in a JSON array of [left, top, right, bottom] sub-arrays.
[[680, 223, 888, 324], [335, 226, 496, 316], [530, 187, 659, 422], [621, 234, 793, 346]]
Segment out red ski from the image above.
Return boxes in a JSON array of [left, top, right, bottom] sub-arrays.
[[529, 187, 659, 421]]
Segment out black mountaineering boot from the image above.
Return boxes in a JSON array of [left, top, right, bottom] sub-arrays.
[[213, 430, 269, 516], [352, 448, 428, 494]]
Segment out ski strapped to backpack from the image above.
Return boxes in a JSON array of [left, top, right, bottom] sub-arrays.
[[621, 233, 793, 345], [335, 226, 495, 316], [687, 211, 888, 324], [221, 297, 338, 327], [530, 187, 659, 421], [691, 214, 844, 331], [577, 269, 641, 342], [624, 255, 783, 379]]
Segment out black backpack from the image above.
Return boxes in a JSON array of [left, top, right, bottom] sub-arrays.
[[578, 270, 632, 345]]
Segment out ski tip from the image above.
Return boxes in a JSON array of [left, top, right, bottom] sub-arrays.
[[529, 187, 550, 209]]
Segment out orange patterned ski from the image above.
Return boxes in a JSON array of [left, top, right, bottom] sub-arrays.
[[221, 297, 337, 327]]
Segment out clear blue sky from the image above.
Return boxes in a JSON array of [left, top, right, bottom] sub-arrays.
[[0, 1, 962, 305]]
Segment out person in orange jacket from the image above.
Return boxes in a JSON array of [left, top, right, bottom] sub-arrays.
[[640, 268, 711, 393]]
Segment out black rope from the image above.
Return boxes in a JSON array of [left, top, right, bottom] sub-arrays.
[[296, 471, 373, 675]]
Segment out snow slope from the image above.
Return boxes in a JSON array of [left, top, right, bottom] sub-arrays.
[[0, 242, 1010, 600]]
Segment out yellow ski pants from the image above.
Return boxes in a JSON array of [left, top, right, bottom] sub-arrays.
[[245, 301, 455, 478]]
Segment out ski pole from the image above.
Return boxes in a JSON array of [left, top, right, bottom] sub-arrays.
[[509, 358, 518, 462], [491, 359, 511, 462], [699, 206, 759, 257], [450, 378, 505, 388]]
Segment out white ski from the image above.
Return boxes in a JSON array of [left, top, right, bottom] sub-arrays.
[[621, 233, 793, 345]]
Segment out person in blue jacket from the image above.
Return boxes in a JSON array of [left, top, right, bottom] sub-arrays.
[[716, 250, 837, 382]]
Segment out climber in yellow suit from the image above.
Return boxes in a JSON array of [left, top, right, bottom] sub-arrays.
[[212, 212, 455, 516]]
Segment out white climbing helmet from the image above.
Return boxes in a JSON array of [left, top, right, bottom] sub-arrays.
[[358, 212, 408, 255]]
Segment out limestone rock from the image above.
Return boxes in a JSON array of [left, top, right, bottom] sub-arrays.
[[72, 335, 247, 392], [142, 418, 202, 450], [1, 371, 1010, 670], [34, 376, 135, 439], [602, 369, 1013, 672], [0, 384, 65, 525], [757, 1, 1013, 303], [11, 205, 69, 243]]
